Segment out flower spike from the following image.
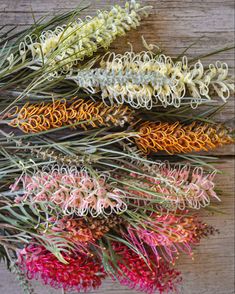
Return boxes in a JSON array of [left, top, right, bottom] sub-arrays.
[[126, 162, 219, 210], [50, 215, 123, 244], [136, 121, 234, 154], [13, 165, 127, 217], [17, 244, 107, 292], [122, 212, 218, 264], [112, 242, 181, 294], [70, 51, 234, 109], [20, 1, 151, 74], [8, 97, 134, 133]]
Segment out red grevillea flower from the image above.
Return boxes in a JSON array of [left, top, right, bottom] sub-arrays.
[[17, 244, 107, 292], [112, 242, 181, 294], [122, 212, 216, 264], [12, 165, 127, 216]]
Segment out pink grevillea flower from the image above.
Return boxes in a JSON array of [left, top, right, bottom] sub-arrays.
[[122, 212, 214, 264], [128, 162, 219, 210], [112, 242, 181, 294], [12, 165, 127, 216], [159, 163, 219, 206], [17, 244, 107, 292]]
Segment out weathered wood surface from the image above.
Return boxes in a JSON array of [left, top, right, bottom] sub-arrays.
[[0, 1, 234, 294]]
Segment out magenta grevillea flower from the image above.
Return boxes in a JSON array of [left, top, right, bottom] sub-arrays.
[[17, 244, 107, 292], [112, 242, 181, 294], [12, 165, 127, 216]]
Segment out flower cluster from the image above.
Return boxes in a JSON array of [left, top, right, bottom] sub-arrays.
[[50, 215, 123, 244], [8, 97, 134, 133], [23, 1, 151, 74], [17, 244, 107, 292], [112, 242, 182, 294], [122, 212, 215, 264], [70, 51, 234, 108], [136, 121, 234, 154], [13, 166, 127, 216], [127, 162, 219, 210], [31, 148, 100, 166]]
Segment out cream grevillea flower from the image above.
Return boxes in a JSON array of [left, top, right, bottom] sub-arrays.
[[70, 50, 234, 109], [20, 1, 151, 74], [12, 165, 127, 217]]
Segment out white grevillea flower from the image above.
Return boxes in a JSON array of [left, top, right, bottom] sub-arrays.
[[70, 50, 234, 109]]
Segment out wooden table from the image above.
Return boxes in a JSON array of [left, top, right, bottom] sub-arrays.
[[0, 1, 234, 293]]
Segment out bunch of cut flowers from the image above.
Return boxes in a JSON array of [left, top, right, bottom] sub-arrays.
[[0, 1, 234, 294]]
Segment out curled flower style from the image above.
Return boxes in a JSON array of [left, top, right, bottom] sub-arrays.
[[136, 121, 234, 154], [15, 1, 151, 74], [70, 51, 234, 109], [17, 244, 106, 292], [122, 213, 216, 264], [50, 215, 123, 244], [112, 242, 181, 294], [8, 97, 134, 133], [127, 162, 219, 210], [13, 165, 127, 217]]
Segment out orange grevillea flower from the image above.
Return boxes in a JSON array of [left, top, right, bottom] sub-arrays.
[[136, 121, 234, 154], [8, 97, 134, 133]]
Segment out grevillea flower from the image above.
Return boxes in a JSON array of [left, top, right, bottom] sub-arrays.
[[8, 97, 134, 133], [127, 162, 219, 210], [112, 242, 181, 294], [16, 1, 150, 74], [70, 51, 234, 109], [12, 165, 127, 216], [158, 163, 219, 208], [50, 215, 123, 244], [17, 244, 107, 292], [136, 121, 234, 154], [121, 212, 215, 264]]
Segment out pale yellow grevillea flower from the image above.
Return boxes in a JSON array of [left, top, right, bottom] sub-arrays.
[[21, 1, 151, 74]]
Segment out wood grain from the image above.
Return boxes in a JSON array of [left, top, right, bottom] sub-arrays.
[[0, 1, 234, 294]]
